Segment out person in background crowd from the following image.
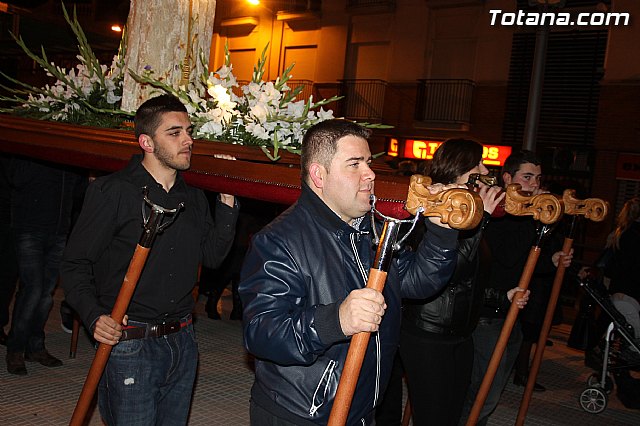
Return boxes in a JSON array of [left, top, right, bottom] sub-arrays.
[[605, 197, 640, 339], [61, 94, 238, 425], [200, 197, 274, 320], [5, 158, 83, 375], [239, 119, 461, 425], [375, 139, 528, 426], [0, 154, 18, 346], [460, 150, 572, 425]]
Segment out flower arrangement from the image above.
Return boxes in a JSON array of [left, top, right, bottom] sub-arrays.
[[0, 6, 131, 128], [130, 44, 353, 160], [0, 5, 389, 161]]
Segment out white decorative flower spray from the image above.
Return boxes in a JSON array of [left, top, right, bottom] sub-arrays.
[[1, 5, 390, 161]]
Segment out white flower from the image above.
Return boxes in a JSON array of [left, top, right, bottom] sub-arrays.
[[246, 122, 270, 140], [286, 100, 306, 118], [317, 107, 334, 121], [106, 91, 121, 104], [207, 84, 237, 112], [249, 102, 270, 123], [199, 120, 224, 136]]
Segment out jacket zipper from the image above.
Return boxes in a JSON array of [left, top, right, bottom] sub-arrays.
[[309, 359, 337, 417], [349, 233, 381, 408]]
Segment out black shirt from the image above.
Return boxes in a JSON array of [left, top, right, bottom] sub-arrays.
[[61, 155, 238, 328]]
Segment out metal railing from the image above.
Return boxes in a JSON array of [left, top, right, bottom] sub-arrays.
[[277, 0, 321, 12], [339, 79, 387, 121], [286, 79, 315, 102], [347, 0, 396, 9], [415, 79, 475, 125], [216, 0, 320, 18]]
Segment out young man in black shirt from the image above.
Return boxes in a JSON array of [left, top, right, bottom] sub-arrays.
[[61, 94, 238, 425]]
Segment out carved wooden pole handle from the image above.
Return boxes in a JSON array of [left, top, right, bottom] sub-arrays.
[[405, 175, 484, 230], [515, 192, 608, 425], [562, 189, 609, 221], [504, 184, 564, 224]]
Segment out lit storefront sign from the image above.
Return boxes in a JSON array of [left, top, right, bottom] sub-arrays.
[[387, 138, 512, 167]]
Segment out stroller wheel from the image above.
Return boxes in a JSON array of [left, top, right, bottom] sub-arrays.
[[587, 373, 614, 394], [579, 387, 608, 414]]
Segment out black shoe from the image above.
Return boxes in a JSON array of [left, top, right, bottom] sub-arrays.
[[0, 328, 7, 346], [6, 352, 27, 375], [25, 350, 63, 367], [513, 374, 546, 392]]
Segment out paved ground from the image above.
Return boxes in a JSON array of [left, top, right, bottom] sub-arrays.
[[1, 288, 639, 425]]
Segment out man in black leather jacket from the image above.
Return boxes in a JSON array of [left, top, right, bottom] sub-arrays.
[[239, 119, 459, 425]]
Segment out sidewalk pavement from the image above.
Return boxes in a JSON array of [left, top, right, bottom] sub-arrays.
[[1, 288, 639, 425]]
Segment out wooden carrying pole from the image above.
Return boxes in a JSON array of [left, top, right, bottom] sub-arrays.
[[465, 245, 541, 426], [515, 236, 572, 426], [465, 188, 564, 426], [69, 193, 182, 426], [328, 220, 401, 426], [328, 180, 484, 425], [515, 192, 608, 426], [69, 245, 151, 426]]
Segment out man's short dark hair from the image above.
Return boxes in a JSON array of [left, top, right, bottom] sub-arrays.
[[300, 119, 371, 183], [501, 150, 541, 184], [428, 138, 483, 184], [134, 94, 188, 139]]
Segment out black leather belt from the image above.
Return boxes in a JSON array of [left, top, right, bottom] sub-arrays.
[[120, 315, 192, 341]]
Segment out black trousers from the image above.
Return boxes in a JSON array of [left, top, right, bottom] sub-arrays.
[[0, 226, 18, 328], [399, 328, 474, 426]]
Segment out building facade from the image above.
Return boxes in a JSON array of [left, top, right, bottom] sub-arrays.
[[211, 0, 640, 262]]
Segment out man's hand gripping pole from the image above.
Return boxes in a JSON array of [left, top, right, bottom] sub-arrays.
[[328, 180, 484, 426]]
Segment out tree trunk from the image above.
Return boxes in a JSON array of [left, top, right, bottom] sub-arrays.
[[122, 0, 216, 112]]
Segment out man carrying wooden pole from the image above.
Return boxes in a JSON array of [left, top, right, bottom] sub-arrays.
[[61, 94, 238, 425]]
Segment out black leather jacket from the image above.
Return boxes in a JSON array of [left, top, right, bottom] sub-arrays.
[[239, 184, 457, 425], [403, 216, 489, 338]]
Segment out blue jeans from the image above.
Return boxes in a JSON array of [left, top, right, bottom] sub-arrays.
[[0, 225, 18, 328], [7, 232, 66, 353], [98, 323, 199, 425], [460, 318, 522, 426]]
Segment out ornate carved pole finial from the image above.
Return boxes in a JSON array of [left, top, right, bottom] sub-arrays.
[[562, 189, 608, 222], [405, 175, 484, 230], [515, 190, 609, 426], [504, 183, 564, 224]]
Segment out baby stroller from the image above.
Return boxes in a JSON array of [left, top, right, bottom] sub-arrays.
[[578, 277, 640, 414]]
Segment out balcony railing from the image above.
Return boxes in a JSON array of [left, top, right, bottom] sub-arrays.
[[286, 79, 315, 102], [415, 79, 475, 125], [277, 0, 321, 13], [347, 0, 396, 12], [339, 79, 387, 122], [217, 0, 320, 19]]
